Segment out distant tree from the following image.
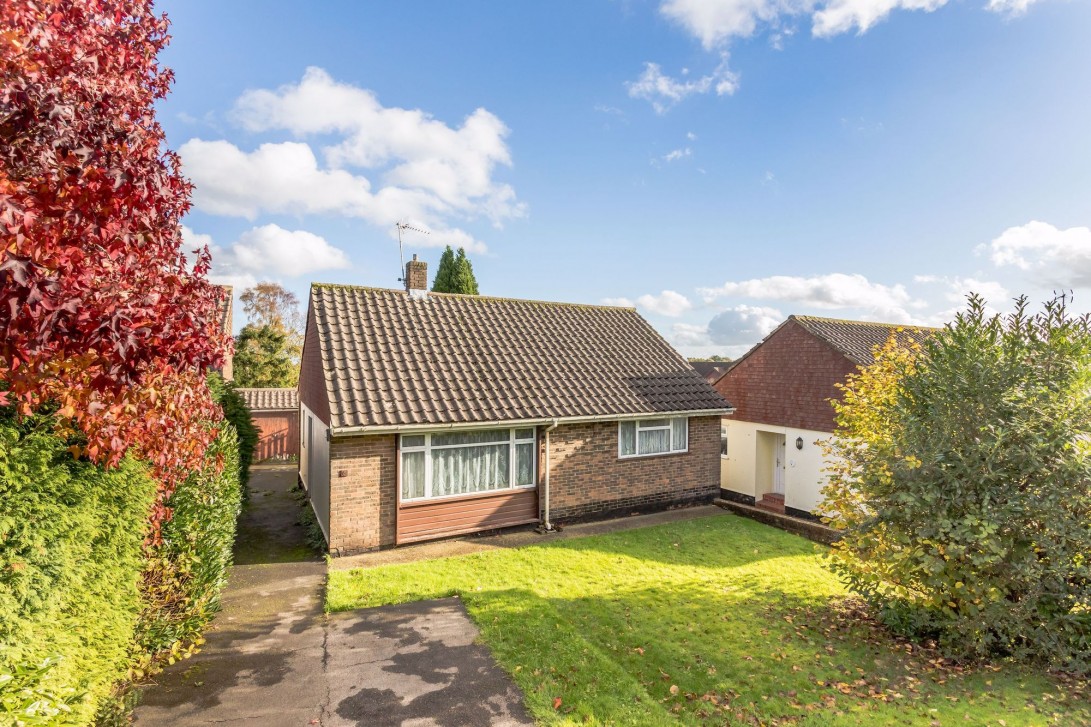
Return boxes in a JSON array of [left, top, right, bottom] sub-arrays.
[[688, 355, 732, 363], [239, 281, 303, 368], [821, 295, 1091, 671], [240, 282, 303, 332], [233, 325, 297, 388], [431, 246, 480, 295], [0, 0, 228, 506]]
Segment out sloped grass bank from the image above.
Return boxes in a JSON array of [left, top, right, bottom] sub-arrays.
[[328, 514, 1090, 726]]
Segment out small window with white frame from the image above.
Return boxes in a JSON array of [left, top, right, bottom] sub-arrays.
[[618, 417, 688, 458], [720, 425, 728, 458]]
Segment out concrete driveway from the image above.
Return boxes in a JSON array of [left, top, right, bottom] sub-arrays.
[[135, 466, 531, 727]]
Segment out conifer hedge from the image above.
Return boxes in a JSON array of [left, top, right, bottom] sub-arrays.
[[0, 417, 156, 724], [1, 399, 248, 724]]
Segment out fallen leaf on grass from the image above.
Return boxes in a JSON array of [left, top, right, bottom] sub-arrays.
[[553, 697, 562, 710]]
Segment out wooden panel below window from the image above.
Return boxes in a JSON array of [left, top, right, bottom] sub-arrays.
[[397, 488, 538, 544]]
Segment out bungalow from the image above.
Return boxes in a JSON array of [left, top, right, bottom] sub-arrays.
[[238, 388, 299, 462], [298, 257, 733, 554], [714, 315, 933, 518]]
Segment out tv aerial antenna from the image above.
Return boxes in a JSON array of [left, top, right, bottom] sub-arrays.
[[395, 222, 429, 283]]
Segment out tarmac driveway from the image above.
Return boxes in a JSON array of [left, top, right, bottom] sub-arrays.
[[135, 466, 531, 727]]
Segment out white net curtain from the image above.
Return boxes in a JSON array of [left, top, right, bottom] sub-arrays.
[[401, 428, 536, 500]]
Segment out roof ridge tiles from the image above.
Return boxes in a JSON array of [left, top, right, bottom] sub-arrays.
[[310, 281, 638, 311]]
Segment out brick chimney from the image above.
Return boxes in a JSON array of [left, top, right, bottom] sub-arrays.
[[405, 254, 428, 298]]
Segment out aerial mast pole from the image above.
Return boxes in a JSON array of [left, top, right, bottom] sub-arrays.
[[395, 222, 430, 284]]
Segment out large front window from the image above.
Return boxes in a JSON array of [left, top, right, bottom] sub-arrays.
[[401, 428, 536, 501], [618, 417, 688, 458]]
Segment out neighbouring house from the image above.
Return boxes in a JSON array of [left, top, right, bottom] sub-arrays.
[[298, 257, 733, 554], [690, 361, 733, 384], [714, 315, 933, 518], [215, 285, 234, 381], [238, 388, 300, 462]]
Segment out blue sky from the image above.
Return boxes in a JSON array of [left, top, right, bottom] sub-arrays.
[[159, 0, 1091, 357]]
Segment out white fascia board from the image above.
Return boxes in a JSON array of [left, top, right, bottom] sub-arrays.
[[330, 408, 735, 437]]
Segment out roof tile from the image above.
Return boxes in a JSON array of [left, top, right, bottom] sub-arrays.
[[238, 387, 298, 411], [309, 285, 731, 429], [792, 315, 935, 365]]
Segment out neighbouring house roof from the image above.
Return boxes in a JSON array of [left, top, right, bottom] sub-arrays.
[[216, 285, 233, 333], [307, 284, 733, 431], [238, 387, 298, 412], [690, 361, 732, 383], [791, 315, 935, 366]]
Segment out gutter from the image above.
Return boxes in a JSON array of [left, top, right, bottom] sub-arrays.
[[328, 407, 735, 437], [541, 419, 559, 532]]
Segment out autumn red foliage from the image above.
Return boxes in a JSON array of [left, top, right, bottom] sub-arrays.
[[0, 0, 229, 535]]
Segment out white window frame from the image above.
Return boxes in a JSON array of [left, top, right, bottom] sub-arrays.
[[618, 417, 689, 459], [400, 427, 537, 503], [720, 425, 729, 458]]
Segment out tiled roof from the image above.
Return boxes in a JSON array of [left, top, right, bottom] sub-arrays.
[[216, 285, 233, 333], [309, 284, 733, 430], [690, 361, 731, 381], [792, 315, 935, 365], [238, 388, 298, 411]]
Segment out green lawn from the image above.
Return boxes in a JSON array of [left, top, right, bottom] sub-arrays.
[[327, 513, 1090, 726]]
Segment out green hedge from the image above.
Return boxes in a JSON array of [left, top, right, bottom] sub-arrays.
[[131, 423, 243, 673], [207, 374, 257, 491], [0, 418, 157, 725], [1, 378, 249, 726]]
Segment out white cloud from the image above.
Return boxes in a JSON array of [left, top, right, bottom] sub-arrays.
[[636, 290, 694, 317], [594, 104, 626, 116], [660, 0, 806, 49], [181, 225, 214, 254], [662, 147, 693, 162], [687, 131, 698, 140], [626, 57, 739, 113], [672, 322, 714, 346], [659, 0, 1030, 49], [181, 140, 372, 219], [671, 306, 783, 350], [206, 271, 259, 296], [981, 220, 1091, 288], [698, 272, 918, 322], [706, 305, 784, 345], [231, 225, 350, 276], [604, 291, 693, 316], [181, 68, 524, 253], [812, 0, 948, 37], [986, 0, 1043, 15], [185, 224, 351, 286], [232, 68, 521, 223], [914, 274, 1009, 304]]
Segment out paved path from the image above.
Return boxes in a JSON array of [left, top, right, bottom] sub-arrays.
[[135, 466, 531, 727]]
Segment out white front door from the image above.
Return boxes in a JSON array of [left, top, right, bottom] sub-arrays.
[[772, 434, 785, 494]]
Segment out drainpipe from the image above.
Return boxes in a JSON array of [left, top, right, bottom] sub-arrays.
[[542, 419, 559, 532]]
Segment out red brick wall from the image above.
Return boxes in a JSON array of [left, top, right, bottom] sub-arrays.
[[327, 435, 397, 554], [715, 320, 857, 432], [298, 302, 331, 426], [252, 411, 299, 461], [325, 416, 721, 553], [546, 416, 721, 522]]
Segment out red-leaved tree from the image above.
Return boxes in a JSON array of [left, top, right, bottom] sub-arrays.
[[0, 0, 229, 537]]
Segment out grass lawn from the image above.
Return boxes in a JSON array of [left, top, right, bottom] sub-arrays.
[[327, 513, 1090, 726]]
